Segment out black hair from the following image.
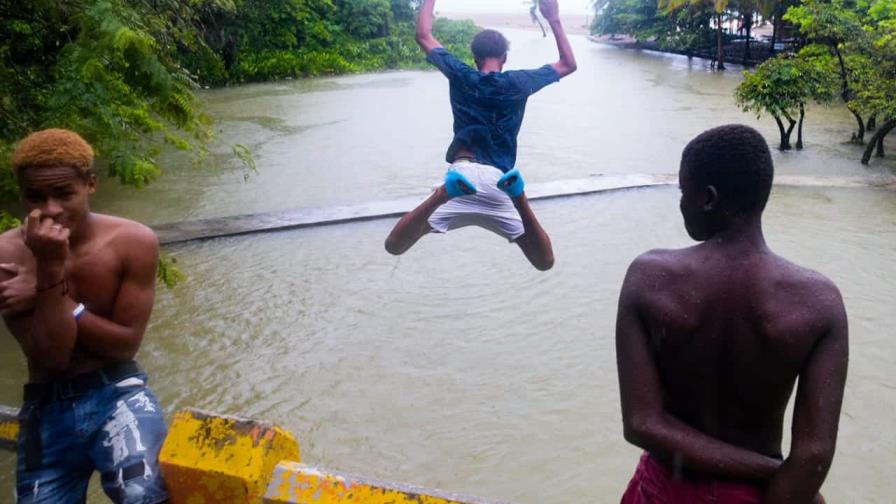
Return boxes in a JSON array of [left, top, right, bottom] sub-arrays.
[[470, 29, 509, 62], [681, 124, 774, 215]]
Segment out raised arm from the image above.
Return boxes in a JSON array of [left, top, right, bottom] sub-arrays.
[[538, 0, 577, 78], [72, 225, 159, 362], [764, 286, 848, 504], [416, 0, 443, 55], [616, 259, 782, 480]]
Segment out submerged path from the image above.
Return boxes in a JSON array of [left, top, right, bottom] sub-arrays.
[[152, 174, 896, 245]]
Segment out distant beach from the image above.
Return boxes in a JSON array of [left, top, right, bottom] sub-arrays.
[[439, 11, 594, 37]]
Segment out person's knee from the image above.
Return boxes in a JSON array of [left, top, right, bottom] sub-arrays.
[[384, 236, 405, 256], [535, 254, 555, 271]]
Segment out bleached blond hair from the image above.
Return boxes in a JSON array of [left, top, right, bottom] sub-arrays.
[[11, 128, 94, 179]]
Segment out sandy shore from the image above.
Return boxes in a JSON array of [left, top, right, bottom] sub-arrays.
[[439, 12, 594, 36]]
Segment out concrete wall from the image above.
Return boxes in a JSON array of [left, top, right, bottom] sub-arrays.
[[0, 404, 509, 504]]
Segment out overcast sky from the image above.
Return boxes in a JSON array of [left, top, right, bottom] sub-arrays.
[[437, 0, 594, 15]]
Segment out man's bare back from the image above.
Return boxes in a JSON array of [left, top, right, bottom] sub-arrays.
[[626, 243, 844, 460], [617, 125, 847, 504]]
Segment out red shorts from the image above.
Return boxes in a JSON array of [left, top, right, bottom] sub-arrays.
[[620, 453, 764, 504]]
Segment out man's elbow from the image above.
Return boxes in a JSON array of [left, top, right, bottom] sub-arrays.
[[113, 334, 143, 362], [623, 415, 658, 448], [791, 443, 836, 475], [554, 61, 578, 78]]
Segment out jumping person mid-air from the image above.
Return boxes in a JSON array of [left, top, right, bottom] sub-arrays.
[[384, 0, 577, 271], [0, 129, 169, 503], [616, 125, 847, 504]]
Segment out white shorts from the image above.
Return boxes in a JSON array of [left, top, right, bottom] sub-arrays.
[[428, 160, 525, 241]]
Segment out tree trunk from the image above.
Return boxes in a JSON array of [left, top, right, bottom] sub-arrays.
[[867, 115, 877, 131], [770, 2, 782, 55], [770, 15, 777, 54], [716, 14, 725, 70], [774, 113, 794, 150], [796, 104, 805, 150], [783, 112, 797, 150], [833, 47, 865, 143], [861, 118, 896, 164], [743, 13, 753, 65], [849, 107, 865, 144]]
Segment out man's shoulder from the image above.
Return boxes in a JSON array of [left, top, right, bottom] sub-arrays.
[[96, 214, 159, 251], [501, 65, 561, 90], [627, 247, 695, 278], [427, 48, 474, 73], [770, 254, 844, 312], [620, 247, 696, 303], [0, 227, 28, 261]]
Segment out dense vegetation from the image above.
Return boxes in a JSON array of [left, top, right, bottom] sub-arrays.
[[594, 0, 896, 162], [592, 0, 786, 67], [737, 0, 895, 160], [0, 0, 478, 203], [1, 1, 477, 286]]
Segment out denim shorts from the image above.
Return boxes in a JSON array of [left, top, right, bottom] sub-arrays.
[[15, 371, 169, 504]]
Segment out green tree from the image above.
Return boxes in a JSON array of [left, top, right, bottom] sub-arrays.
[[335, 0, 394, 39], [661, 0, 731, 69], [784, 0, 871, 142], [592, 0, 715, 54], [0, 0, 212, 198], [858, 0, 896, 163], [736, 54, 837, 149]]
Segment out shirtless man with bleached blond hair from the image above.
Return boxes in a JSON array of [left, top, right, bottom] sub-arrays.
[[0, 128, 169, 503]]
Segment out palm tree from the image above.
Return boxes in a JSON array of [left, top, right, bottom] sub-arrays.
[[660, 0, 731, 69]]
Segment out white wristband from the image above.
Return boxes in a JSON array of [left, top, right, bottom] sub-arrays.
[[72, 303, 86, 320]]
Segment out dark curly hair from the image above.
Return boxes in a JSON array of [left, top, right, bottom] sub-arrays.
[[471, 29, 509, 62], [681, 124, 774, 215]]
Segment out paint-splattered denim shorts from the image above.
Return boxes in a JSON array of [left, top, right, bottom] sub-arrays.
[[15, 368, 168, 504]]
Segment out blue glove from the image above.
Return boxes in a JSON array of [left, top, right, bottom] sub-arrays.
[[497, 168, 525, 198], [445, 169, 477, 198]]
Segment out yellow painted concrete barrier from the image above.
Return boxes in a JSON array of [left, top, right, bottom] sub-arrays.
[[264, 461, 510, 504], [0, 405, 18, 450], [159, 408, 301, 503], [1, 404, 513, 504]]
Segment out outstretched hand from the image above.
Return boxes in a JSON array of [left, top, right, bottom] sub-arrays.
[[539, 0, 560, 22]]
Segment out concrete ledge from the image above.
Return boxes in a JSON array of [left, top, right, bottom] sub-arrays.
[[151, 174, 673, 244], [0, 405, 18, 450], [159, 408, 301, 503], [0, 405, 514, 503], [264, 461, 511, 504], [151, 173, 896, 245]]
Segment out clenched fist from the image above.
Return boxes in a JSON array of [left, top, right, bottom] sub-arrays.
[[539, 0, 561, 22], [23, 209, 70, 265]]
